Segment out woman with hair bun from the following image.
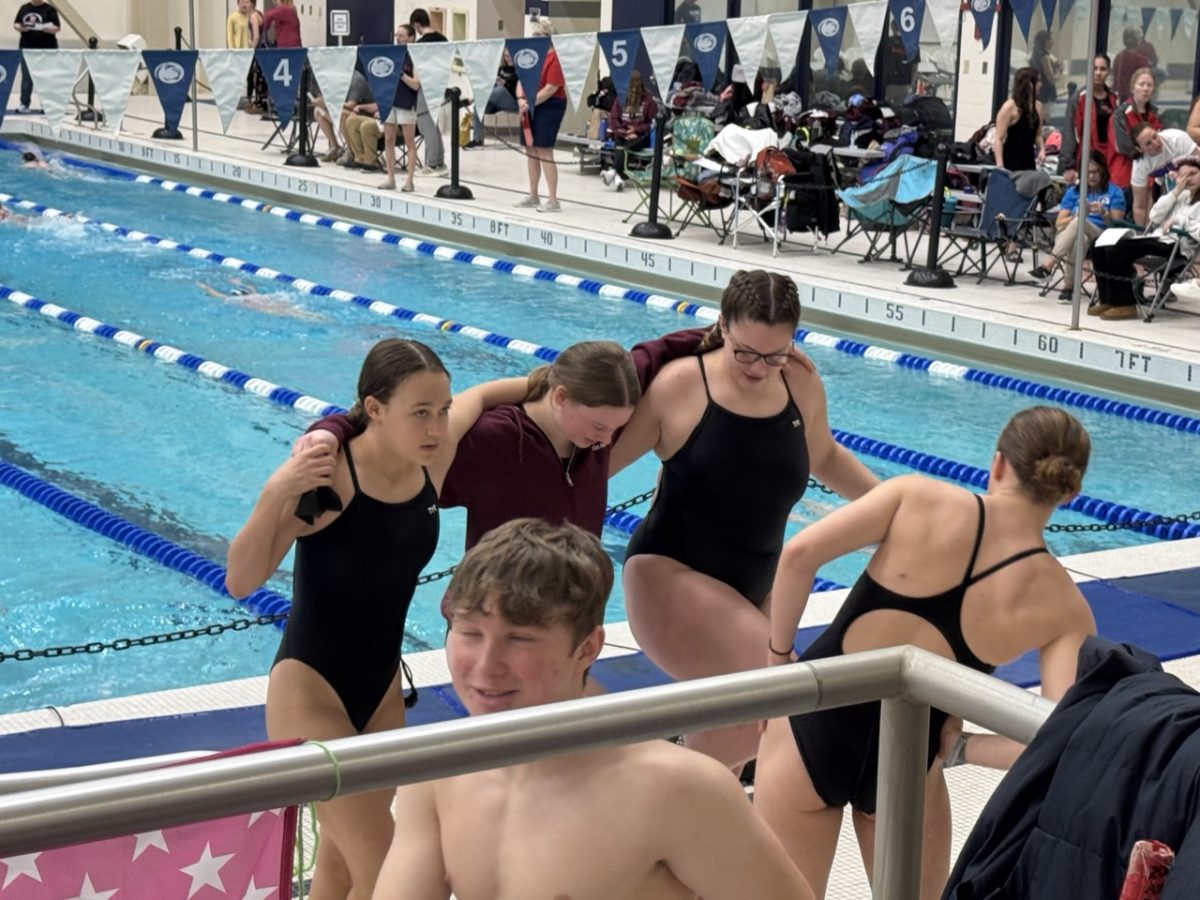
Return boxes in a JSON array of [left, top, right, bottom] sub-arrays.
[[755, 405, 1097, 900], [613, 269, 879, 768]]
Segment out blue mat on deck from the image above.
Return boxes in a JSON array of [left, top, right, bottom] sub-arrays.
[[2, 566, 1196, 775]]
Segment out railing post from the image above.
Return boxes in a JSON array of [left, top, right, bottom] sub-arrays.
[[904, 143, 955, 289], [873, 696, 930, 900], [436, 88, 473, 201], [79, 36, 103, 124], [630, 110, 672, 240], [284, 64, 318, 168]]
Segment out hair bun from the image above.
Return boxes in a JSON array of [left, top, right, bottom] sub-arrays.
[[1032, 455, 1081, 500]]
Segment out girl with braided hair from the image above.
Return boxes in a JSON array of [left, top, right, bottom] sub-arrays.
[[611, 269, 878, 768]]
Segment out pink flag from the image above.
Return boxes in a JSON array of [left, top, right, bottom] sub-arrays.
[[0, 742, 299, 899]]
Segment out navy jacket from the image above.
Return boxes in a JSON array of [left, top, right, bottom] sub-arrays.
[[944, 637, 1200, 899]]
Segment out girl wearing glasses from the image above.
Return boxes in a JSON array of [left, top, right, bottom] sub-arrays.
[[611, 269, 878, 767]]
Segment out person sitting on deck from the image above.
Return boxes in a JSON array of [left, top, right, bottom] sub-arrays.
[[373, 518, 816, 900]]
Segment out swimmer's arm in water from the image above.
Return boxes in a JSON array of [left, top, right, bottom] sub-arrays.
[[768, 477, 907, 666], [790, 364, 879, 501], [376, 781, 451, 899], [427, 376, 531, 487], [225, 445, 337, 597], [196, 282, 226, 300]]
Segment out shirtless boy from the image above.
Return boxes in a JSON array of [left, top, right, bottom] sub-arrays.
[[373, 518, 814, 900]]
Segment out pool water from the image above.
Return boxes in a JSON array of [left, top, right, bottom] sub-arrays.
[[0, 149, 1194, 714]]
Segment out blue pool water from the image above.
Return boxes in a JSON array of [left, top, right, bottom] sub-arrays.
[[0, 149, 1195, 714]]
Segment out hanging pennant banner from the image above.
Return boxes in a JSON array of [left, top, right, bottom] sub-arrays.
[[306, 45, 357, 108], [767, 12, 809, 82], [1041, 0, 1057, 32], [551, 32, 597, 111], [458, 38, 506, 122], [83, 50, 141, 134], [888, 0, 925, 61], [357, 44, 407, 123], [407, 41, 457, 122], [0, 50, 22, 128], [1183, 7, 1196, 40], [1059, 0, 1076, 26], [20, 48, 81, 130], [726, 16, 770, 88], [927, 0, 960, 53], [683, 21, 726, 91], [970, 0, 998, 50], [598, 29, 642, 103], [1141, 7, 1155, 32], [847, 0, 889, 77], [143, 50, 196, 135], [506, 36, 550, 120], [1169, 8, 1183, 39], [256, 47, 307, 129], [641, 24, 685, 102], [1007, 0, 1037, 41], [198, 49, 253, 133], [809, 8, 848, 75]]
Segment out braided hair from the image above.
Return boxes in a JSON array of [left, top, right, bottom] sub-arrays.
[[698, 270, 801, 351]]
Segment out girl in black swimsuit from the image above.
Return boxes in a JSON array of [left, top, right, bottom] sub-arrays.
[[614, 270, 879, 768], [755, 406, 1097, 900], [226, 338, 453, 900]]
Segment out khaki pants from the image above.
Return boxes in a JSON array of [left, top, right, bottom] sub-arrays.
[[1052, 217, 1102, 285], [345, 114, 381, 165]]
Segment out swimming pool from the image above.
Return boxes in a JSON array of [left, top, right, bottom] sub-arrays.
[[2, 146, 1196, 715]]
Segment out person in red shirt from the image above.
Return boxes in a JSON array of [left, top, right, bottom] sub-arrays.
[[1059, 54, 1117, 184], [603, 70, 658, 187], [262, 0, 301, 47], [514, 18, 568, 212], [1111, 67, 1163, 191]]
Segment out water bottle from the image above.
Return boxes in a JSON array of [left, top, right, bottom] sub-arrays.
[[598, 118, 607, 142]]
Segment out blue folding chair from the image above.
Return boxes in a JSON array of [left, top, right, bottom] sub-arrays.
[[835, 155, 936, 264], [939, 168, 1048, 284]]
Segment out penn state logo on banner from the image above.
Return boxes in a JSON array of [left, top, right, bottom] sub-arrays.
[[255, 47, 308, 129], [888, 0, 925, 62], [810, 8, 848, 75], [143, 50, 197, 134], [970, 0, 997, 49], [0, 51, 17, 127], [505, 36, 550, 121], [357, 44, 407, 123], [598, 29, 642, 105], [683, 21, 727, 92]]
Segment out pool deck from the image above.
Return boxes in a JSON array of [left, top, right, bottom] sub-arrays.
[[3, 99, 1200, 897]]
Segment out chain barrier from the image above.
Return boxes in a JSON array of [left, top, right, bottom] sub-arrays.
[[1046, 510, 1200, 533]]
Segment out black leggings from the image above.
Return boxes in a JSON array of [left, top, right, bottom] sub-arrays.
[[1092, 236, 1175, 308], [611, 135, 649, 178]]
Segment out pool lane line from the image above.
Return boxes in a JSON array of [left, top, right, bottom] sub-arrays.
[[4, 270, 1190, 542], [0, 282, 343, 419], [102, 168, 1199, 437], [7, 189, 1199, 446], [0, 192, 566, 366], [0, 459, 292, 626]]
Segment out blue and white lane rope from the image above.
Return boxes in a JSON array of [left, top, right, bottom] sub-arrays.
[[0, 192, 567, 366], [5, 269, 1189, 541], [832, 429, 1200, 541], [0, 460, 292, 624], [0, 282, 343, 419], [112, 170, 1200, 437]]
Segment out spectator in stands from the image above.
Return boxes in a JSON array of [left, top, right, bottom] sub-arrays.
[[1029, 30, 1061, 106], [225, 0, 250, 50], [675, 0, 703, 24], [341, 72, 382, 171], [1111, 68, 1162, 194], [1059, 55, 1116, 184], [374, 518, 818, 900], [409, 8, 448, 177], [12, 0, 60, 114], [994, 67, 1045, 171], [468, 50, 519, 148], [882, 18, 918, 103], [263, 0, 300, 47], [380, 23, 421, 192], [245, 0, 268, 113], [601, 70, 658, 190], [514, 17, 568, 213], [757, 405, 1095, 900], [1030, 151, 1126, 300], [844, 58, 874, 102], [1129, 124, 1199, 225], [1091, 156, 1200, 320], [1112, 27, 1152, 104], [1187, 96, 1200, 146]]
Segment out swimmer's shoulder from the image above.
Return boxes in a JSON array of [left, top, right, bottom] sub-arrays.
[[645, 353, 704, 400]]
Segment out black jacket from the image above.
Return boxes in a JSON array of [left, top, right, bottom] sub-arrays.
[[944, 637, 1200, 898]]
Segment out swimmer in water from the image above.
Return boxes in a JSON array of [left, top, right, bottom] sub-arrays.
[[21, 151, 50, 170], [196, 277, 325, 322], [0, 206, 29, 224]]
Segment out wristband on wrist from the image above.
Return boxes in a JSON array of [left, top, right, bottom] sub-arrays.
[[768, 641, 793, 657]]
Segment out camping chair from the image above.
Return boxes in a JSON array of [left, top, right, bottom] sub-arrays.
[[727, 150, 792, 253], [835, 155, 936, 264], [1133, 228, 1200, 322], [673, 157, 736, 240], [624, 114, 716, 224], [937, 168, 1049, 284]]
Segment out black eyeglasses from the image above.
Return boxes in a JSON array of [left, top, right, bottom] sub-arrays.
[[727, 335, 790, 367]]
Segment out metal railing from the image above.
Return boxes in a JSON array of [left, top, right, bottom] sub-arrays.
[[0, 646, 1053, 899]]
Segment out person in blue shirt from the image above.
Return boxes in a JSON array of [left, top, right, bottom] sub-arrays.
[[1030, 151, 1126, 300]]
